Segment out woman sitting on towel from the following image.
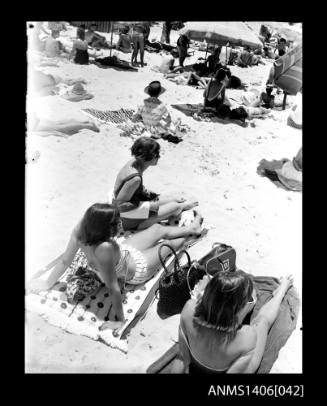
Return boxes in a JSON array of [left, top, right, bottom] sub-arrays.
[[173, 270, 294, 373], [121, 81, 186, 141], [113, 136, 199, 231], [203, 68, 232, 115], [70, 28, 90, 65], [27, 203, 204, 332]]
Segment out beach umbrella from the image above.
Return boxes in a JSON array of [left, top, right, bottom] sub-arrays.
[[181, 21, 263, 50]]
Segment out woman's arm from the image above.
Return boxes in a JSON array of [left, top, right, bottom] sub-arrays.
[[170, 324, 191, 373], [95, 243, 125, 322], [27, 226, 80, 293], [116, 177, 142, 205]]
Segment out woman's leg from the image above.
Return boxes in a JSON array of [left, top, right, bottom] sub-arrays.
[[141, 238, 186, 279], [139, 35, 145, 66], [126, 214, 203, 251], [137, 200, 198, 230], [36, 118, 99, 135]]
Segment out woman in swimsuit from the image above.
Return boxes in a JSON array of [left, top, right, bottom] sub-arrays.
[[203, 68, 231, 114], [113, 136, 198, 231], [70, 29, 89, 65], [27, 203, 203, 332], [173, 270, 294, 373]]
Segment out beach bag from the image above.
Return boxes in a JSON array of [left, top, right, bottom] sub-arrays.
[[274, 44, 302, 95], [157, 244, 205, 317], [197, 242, 237, 276]]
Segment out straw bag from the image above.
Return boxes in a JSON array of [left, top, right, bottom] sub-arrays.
[[157, 244, 205, 317]]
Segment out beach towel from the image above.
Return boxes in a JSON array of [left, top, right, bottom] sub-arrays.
[[257, 158, 302, 192], [25, 241, 184, 353], [147, 276, 300, 373], [26, 215, 208, 353], [82, 108, 142, 125], [171, 104, 248, 127]]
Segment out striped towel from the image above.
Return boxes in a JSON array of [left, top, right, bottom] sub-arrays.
[[82, 108, 142, 125]]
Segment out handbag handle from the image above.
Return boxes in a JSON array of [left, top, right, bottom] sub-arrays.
[[174, 249, 191, 273], [205, 256, 226, 275], [158, 243, 180, 275], [186, 261, 201, 293]]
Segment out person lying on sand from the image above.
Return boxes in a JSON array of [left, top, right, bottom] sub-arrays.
[[172, 270, 294, 373], [165, 63, 211, 89], [29, 68, 87, 96], [27, 203, 204, 333], [112, 137, 199, 231], [29, 113, 99, 136]]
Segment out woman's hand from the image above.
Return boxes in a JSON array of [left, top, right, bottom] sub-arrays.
[[175, 197, 186, 203], [99, 320, 125, 333], [26, 278, 51, 294]]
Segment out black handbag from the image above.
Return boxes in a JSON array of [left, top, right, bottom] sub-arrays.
[[197, 242, 237, 276], [157, 244, 205, 317]]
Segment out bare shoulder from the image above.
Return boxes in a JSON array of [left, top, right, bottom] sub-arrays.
[[94, 241, 116, 263], [181, 299, 196, 320]]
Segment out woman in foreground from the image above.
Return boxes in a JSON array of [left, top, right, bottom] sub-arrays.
[[27, 203, 203, 332], [113, 136, 198, 231], [172, 270, 293, 373]]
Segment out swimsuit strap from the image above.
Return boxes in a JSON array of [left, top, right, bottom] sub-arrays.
[[114, 173, 142, 197], [206, 81, 226, 102]]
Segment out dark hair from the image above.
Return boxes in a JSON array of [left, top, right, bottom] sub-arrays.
[[77, 29, 85, 40], [80, 24, 86, 29], [279, 38, 286, 43], [215, 68, 228, 82], [230, 106, 248, 121], [77, 203, 120, 246], [131, 137, 160, 161], [194, 270, 254, 341], [122, 26, 129, 34]]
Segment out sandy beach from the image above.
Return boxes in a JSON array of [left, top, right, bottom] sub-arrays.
[[25, 22, 302, 373]]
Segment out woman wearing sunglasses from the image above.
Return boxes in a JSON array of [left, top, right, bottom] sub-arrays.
[[112, 136, 199, 231], [174, 270, 293, 373]]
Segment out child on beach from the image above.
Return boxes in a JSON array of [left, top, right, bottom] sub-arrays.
[[112, 137, 199, 231], [27, 203, 203, 332]]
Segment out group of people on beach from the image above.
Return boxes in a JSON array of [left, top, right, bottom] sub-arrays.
[[27, 21, 300, 374]]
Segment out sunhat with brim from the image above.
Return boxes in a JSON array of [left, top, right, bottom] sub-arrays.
[[144, 81, 166, 96], [62, 83, 94, 101], [275, 160, 302, 192]]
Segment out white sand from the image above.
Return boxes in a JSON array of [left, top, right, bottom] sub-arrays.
[[25, 22, 302, 373]]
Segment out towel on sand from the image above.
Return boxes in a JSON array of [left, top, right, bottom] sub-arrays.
[[171, 104, 247, 127], [147, 276, 300, 373], [82, 108, 142, 125], [25, 214, 207, 353], [257, 158, 302, 192], [26, 242, 181, 353]]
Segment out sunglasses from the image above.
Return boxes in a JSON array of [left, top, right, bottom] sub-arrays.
[[154, 153, 160, 159]]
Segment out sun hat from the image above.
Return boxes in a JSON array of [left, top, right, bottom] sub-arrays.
[[61, 83, 94, 101], [144, 81, 166, 96]]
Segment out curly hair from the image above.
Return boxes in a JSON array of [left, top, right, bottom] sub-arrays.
[[76, 203, 120, 246], [193, 270, 254, 342], [131, 137, 160, 162]]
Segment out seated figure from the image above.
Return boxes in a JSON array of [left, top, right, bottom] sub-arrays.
[[27, 203, 203, 333], [112, 137, 199, 231], [172, 270, 294, 373]]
